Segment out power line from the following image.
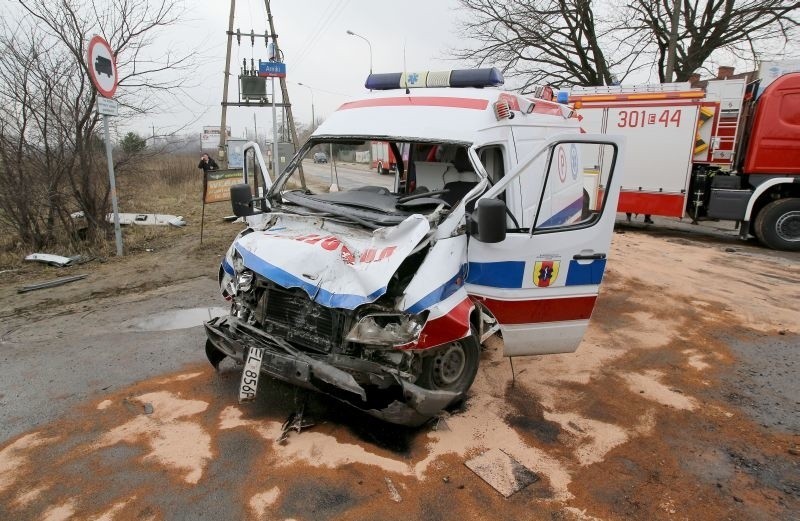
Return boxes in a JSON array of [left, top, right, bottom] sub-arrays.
[[293, 0, 351, 68]]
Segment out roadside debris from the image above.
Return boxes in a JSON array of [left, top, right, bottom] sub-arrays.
[[464, 448, 539, 498], [143, 403, 154, 415], [384, 477, 402, 503], [71, 211, 186, 227], [25, 253, 92, 267], [17, 274, 88, 294], [277, 392, 315, 444]]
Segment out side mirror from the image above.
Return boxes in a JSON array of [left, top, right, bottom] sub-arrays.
[[470, 199, 506, 243], [230, 184, 255, 217]]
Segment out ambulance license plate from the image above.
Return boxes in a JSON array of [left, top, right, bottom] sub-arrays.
[[239, 347, 264, 403]]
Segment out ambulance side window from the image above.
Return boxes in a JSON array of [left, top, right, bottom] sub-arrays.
[[533, 142, 617, 232], [478, 146, 505, 184]]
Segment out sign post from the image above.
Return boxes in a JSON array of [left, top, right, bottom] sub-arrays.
[[87, 35, 123, 256], [258, 60, 286, 178]]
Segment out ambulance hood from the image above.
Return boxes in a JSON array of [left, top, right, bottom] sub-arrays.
[[233, 213, 431, 310]]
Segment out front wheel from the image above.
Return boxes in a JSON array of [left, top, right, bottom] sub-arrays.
[[754, 198, 800, 251], [416, 331, 480, 395]]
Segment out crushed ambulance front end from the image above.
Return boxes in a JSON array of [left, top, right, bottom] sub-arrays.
[[205, 206, 480, 426]]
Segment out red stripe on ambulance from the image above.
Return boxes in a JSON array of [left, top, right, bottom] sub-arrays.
[[338, 97, 489, 111]]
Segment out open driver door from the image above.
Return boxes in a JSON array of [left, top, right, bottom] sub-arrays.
[[466, 134, 625, 356]]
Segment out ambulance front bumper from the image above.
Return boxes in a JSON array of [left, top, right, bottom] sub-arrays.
[[204, 316, 458, 426]]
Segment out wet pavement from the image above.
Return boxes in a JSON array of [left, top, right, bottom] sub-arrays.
[[0, 226, 798, 520]]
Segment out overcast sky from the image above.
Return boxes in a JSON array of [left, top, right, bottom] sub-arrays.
[[137, 0, 465, 141]]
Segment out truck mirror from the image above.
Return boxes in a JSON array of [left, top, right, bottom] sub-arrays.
[[472, 199, 506, 243], [230, 183, 256, 217]]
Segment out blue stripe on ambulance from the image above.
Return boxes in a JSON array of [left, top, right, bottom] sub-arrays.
[[235, 244, 386, 310], [537, 197, 583, 228], [565, 258, 606, 285], [222, 259, 235, 276], [466, 259, 605, 288], [405, 264, 468, 314], [465, 260, 525, 288]]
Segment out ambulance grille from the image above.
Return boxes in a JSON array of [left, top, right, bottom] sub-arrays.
[[258, 284, 348, 354]]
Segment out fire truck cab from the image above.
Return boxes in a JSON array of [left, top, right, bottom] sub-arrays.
[[205, 68, 626, 425]]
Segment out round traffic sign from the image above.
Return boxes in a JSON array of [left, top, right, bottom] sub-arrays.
[[87, 35, 118, 98]]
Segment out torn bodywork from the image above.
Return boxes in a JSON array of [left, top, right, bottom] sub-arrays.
[[205, 314, 460, 426]]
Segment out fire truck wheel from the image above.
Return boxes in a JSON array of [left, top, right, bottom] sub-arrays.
[[417, 330, 480, 395], [754, 198, 800, 251]]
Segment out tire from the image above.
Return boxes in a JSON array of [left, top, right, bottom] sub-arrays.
[[753, 198, 800, 251], [416, 331, 480, 396]]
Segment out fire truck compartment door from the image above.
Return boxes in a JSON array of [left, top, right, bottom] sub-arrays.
[[467, 134, 625, 356]]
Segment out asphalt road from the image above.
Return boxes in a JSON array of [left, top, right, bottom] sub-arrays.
[[1, 215, 798, 520], [299, 160, 395, 192]]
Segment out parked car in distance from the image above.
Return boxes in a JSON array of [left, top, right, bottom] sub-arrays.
[[313, 152, 328, 163]]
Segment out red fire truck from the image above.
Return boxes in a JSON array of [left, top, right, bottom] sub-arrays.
[[370, 140, 398, 175], [570, 72, 800, 251]]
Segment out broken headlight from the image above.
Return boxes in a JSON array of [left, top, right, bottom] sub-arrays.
[[236, 271, 254, 293], [345, 313, 426, 348]]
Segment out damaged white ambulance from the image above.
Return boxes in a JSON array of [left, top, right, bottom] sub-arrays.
[[204, 69, 625, 426]]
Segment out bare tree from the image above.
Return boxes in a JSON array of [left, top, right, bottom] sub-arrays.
[[453, 0, 799, 88], [0, 0, 195, 249], [452, 0, 652, 89], [629, 0, 799, 82]]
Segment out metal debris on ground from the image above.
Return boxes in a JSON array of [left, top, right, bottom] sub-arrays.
[[433, 413, 451, 432], [384, 477, 402, 502], [72, 211, 186, 227], [464, 448, 539, 498], [277, 392, 315, 444], [17, 274, 88, 294], [25, 253, 92, 267]]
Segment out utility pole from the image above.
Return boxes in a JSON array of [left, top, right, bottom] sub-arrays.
[[263, 0, 305, 187], [219, 0, 236, 164], [665, 0, 681, 82]]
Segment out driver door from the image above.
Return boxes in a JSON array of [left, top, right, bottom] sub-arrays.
[[466, 134, 625, 356]]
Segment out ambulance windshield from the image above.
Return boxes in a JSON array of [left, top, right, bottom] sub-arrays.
[[267, 138, 483, 228]]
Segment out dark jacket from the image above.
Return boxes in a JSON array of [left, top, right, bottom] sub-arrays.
[[198, 157, 219, 173]]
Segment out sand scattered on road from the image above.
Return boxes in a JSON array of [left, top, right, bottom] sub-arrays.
[[89, 496, 136, 521], [249, 487, 280, 519], [545, 412, 629, 466], [12, 484, 49, 508], [611, 233, 800, 333], [622, 370, 698, 410], [0, 432, 57, 493], [96, 392, 211, 483], [683, 349, 711, 370], [97, 399, 113, 410], [41, 499, 76, 521]]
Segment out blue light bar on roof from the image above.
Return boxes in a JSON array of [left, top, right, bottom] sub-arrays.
[[365, 68, 504, 90]]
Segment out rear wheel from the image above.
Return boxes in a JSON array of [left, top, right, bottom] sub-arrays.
[[416, 331, 480, 395], [753, 198, 800, 251]]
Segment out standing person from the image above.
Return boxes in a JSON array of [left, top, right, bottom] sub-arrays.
[[198, 153, 219, 174]]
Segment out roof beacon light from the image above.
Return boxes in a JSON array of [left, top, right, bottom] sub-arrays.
[[365, 68, 504, 90]]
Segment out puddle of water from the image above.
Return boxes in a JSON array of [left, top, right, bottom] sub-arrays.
[[131, 307, 228, 332]]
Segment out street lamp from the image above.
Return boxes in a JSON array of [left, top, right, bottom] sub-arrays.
[[346, 30, 372, 74], [297, 82, 315, 130]]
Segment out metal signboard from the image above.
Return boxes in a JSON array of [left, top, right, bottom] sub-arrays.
[[204, 169, 245, 203], [96, 96, 119, 116], [201, 126, 231, 151], [87, 35, 118, 98], [258, 61, 286, 78]]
